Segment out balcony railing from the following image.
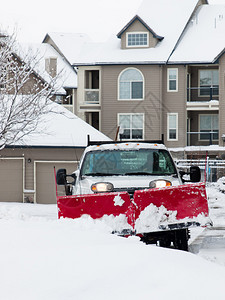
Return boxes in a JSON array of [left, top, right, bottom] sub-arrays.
[[187, 131, 219, 146], [187, 86, 219, 102], [85, 89, 99, 104]]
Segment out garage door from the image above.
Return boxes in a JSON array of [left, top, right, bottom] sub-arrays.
[[35, 162, 78, 204], [0, 159, 23, 202]]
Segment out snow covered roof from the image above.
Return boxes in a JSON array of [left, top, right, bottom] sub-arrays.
[[43, 32, 92, 65], [59, 0, 225, 66], [12, 102, 111, 148], [71, 0, 201, 65], [169, 5, 225, 64], [18, 43, 77, 94]]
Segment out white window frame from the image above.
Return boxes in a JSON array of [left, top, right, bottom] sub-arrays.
[[167, 68, 178, 92], [117, 113, 144, 140], [198, 114, 219, 141], [198, 69, 219, 97], [118, 68, 144, 101], [167, 113, 178, 141], [126, 32, 149, 48]]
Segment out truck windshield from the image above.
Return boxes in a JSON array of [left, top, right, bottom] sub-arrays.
[[81, 149, 177, 176]]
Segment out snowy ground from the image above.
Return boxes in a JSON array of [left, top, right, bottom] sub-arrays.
[[1, 181, 225, 300]]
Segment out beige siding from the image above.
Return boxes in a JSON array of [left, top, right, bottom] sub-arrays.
[[120, 20, 158, 49], [100, 64, 187, 147], [101, 65, 163, 141], [162, 65, 187, 147]]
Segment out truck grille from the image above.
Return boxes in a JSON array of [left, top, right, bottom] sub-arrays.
[[113, 187, 149, 197]]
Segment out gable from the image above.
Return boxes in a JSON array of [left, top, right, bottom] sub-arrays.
[[117, 15, 163, 50]]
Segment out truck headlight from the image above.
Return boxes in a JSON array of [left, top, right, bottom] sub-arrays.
[[91, 182, 114, 193], [149, 180, 172, 188]]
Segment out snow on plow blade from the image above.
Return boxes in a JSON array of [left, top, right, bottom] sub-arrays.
[[57, 183, 210, 230], [57, 192, 131, 219], [133, 183, 209, 220]]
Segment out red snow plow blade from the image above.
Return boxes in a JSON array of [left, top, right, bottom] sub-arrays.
[[57, 183, 209, 230], [57, 192, 131, 219]]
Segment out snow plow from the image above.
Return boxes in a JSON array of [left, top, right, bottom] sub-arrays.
[[55, 141, 212, 251]]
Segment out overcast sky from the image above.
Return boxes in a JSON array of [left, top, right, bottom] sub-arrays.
[[1, 0, 225, 43]]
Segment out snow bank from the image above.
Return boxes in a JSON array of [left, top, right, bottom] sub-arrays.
[[0, 194, 225, 300], [1, 179, 225, 300]]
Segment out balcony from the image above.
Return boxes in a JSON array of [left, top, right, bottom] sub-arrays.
[[187, 131, 219, 146], [85, 89, 99, 104], [187, 86, 219, 110]]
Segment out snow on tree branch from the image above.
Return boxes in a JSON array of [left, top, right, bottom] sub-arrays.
[[0, 32, 65, 149]]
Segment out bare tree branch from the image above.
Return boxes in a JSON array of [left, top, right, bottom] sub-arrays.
[[0, 32, 65, 149]]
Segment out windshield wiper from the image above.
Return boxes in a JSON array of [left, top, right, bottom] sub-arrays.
[[123, 172, 152, 175], [151, 172, 176, 176], [82, 172, 118, 177]]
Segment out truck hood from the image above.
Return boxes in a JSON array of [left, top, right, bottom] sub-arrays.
[[74, 174, 180, 195]]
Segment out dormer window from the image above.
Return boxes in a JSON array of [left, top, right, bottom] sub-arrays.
[[117, 15, 164, 50], [126, 32, 149, 48]]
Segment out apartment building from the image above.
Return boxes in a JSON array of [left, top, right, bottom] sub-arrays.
[[66, 0, 225, 149]]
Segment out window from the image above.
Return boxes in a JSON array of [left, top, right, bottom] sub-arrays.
[[199, 70, 219, 96], [119, 68, 144, 100], [126, 32, 149, 47], [167, 69, 178, 92], [199, 114, 218, 141], [167, 113, 178, 141], [118, 113, 144, 140]]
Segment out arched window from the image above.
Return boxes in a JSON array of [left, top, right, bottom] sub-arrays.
[[119, 68, 144, 100]]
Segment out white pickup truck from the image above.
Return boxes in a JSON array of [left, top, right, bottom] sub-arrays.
[[56, 141, 210, 251]]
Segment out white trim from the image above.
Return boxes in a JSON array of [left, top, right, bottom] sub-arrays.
[[118, 67, 144, 101], [167, 113, 178, 141], [126, 32, 149, 48], [117, 113, 145, 140], [167, 68, 178, 92]]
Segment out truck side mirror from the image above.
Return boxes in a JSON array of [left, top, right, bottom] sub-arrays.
[[190, 166, 201, 182], [56, 169, 67, 185]]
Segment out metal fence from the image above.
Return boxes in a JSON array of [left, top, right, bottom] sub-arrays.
[[175, 158, 225, 182]]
